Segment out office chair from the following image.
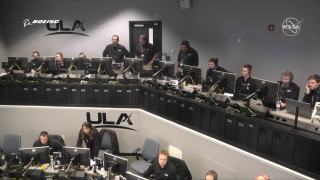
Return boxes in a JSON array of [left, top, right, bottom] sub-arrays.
[[98, 131, 114, 160], [168, 145, 182, 159], [48, 134, 65, 146], [1, 134, 21, 156], [130, 138, 160, 174], [168, 156, 192, 180]]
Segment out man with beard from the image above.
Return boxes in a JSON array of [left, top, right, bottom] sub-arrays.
[[278, 71, 300, 108], [102, 35, 130, 65], [206, 58, 227, 78]]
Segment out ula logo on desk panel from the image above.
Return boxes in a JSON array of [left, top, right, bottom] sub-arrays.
[[86, 112, 137, 131]]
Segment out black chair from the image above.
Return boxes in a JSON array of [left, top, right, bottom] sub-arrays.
[[48, 134, 65, 146], [168, 156, 192, 180]]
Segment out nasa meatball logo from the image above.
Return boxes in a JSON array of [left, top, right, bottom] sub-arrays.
[[113, 157, 116, 161], [282, 17, 303, 36]]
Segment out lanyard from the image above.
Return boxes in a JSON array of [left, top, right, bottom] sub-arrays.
[[312, 89, 320, 104]]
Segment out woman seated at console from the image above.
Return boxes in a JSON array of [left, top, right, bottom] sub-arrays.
[[76, 122, 101, 159]]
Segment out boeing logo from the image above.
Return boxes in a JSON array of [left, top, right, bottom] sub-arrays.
[[23, 19, 59, 27]]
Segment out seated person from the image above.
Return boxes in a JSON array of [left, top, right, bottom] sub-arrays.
[[206, 58, 227, 78], [143, 150, 177, 180], [30, 51, 40, 63], [234, 64, 255, 99], [76, 122, 101, 159], [278, 71, 300, 108], [79, 52, 91, 64], [205, 170, 218, 180], [33, 131, 63, 152], [303, 74, 320, 109]]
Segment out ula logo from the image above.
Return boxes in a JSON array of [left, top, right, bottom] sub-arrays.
[[86, 112, 136, 131], [282, 17, 303, 36], [46, 20, 89, 37]]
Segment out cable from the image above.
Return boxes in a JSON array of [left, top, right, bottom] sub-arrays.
[[208, 84, 218, 94], [132, 67, 136, 73], [188, 76, 195, 85], [218, 84, 224, 92], [15, 64, 21, 70], [243, 101, 257, 117]]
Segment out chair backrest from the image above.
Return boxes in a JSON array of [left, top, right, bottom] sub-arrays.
[[48, 134, 66, 146], [2, 134, 21, 155], [168, 145, 182, 159], [142, 138, 159, 160], [100, 132, 112, 150], [168, 156, 192, 180]]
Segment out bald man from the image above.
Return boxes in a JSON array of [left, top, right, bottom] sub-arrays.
[[256, 174, 270, 180]]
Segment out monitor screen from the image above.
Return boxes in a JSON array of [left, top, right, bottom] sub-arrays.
[[7, 57, 29, 71], [181, 65, 202, 84], [19, 146, 50, 165], [104, 152, 128, 177], [211, 70, 236, 94], [91, 57, 113, 75], [123, 58, 143, 74], [251, 77, 280, 108], [63, 147, 90, 166]]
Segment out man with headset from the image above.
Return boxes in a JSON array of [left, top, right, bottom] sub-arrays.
[[277, 71, 300, 108], [135, 35, 159, 70], [303, 74, 320, 109], [102, 35, 130, 65], [175, 40, 199, 70], [206, 58, 227, 78]]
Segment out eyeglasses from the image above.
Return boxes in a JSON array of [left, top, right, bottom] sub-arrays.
[[111, 39, 117, 41]]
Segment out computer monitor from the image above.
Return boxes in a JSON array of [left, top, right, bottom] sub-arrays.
[[33, 57, 56, 71], [91, 57, 113, 75], [5, 57, 28, 71], [181, 65, 202, 84], [63, 57, 85, 70], [123, 58, 143, 75], [63, 147, 90, 166], [126, 171, 148, 180], [19, 146, 50, 166], [251, 77, 280, 108], [285, 98, 312, 119], [211, 70, 236, 94], [153, 61, 175, 78], [104, 152, 128, 177]]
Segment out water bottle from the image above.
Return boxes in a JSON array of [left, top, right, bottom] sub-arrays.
[[50, 155, 54, 168], [276, 100, 280, 111]]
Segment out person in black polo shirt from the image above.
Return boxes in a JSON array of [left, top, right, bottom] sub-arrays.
[[135, 35, 159, 70], [278, 71, 300, 108], [143, 150, 177, 180], [303, 74, 320, 109], [234, 64, 255, 99], [33, 131, 63, 152], [175, 40, 199, 70], [206, 58, 227, 78], [102, 35, 130, 65]]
